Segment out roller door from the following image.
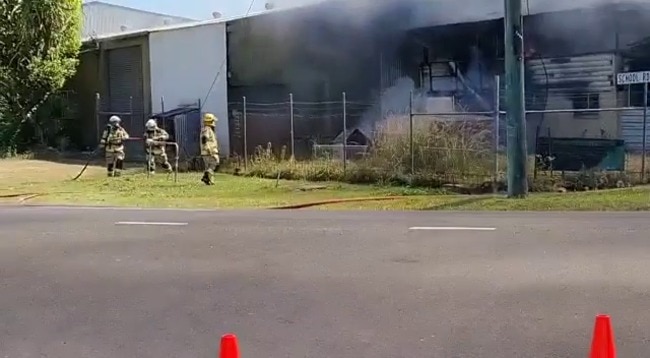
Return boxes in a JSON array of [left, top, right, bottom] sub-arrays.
[[107, 45, 145, 161]]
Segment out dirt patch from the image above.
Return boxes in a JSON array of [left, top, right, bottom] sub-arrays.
[[0, 159, 104, 185]]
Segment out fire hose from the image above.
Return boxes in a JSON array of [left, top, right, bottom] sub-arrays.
[[71, 147, 100, 181], [146, 140, 179, 183], [71, 138, 180, 182]]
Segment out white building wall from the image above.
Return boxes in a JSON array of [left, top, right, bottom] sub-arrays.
[[148, 23, 230, 156]]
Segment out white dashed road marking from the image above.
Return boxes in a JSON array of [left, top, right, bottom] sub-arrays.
[[409, 226, 496, 231], [115, 221, 188, 226]]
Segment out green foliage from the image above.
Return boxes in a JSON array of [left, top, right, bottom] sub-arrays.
[[232, 117, 640, 193], [0, 0, 82, 151], [237, 118, 497, 189]]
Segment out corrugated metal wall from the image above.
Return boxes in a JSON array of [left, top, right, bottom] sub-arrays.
[[174, 111, 201, 159], [227, 85, 292, 158], [82, 2, 194, 38], [380, 51, 405, 92], [107, 45, 145, 160], [527, 54, 616, 95], [525, 54, 618, 140], [621, 110, 650, 151], [378, 51, 407, 123]]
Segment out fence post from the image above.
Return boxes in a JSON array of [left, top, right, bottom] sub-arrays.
[[409, 91, 414, 175], [128, 96, 133, 132], [342, 92, 347, 174], [642, 83, 648, 182], [289, 93, 295, 160], [243, 96, 248, 170], [95, 93, 101, 145], [160, 96, 165, 130], [494, 75, 501, 193]]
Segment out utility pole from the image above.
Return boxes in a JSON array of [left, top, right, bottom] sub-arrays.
[[504, 0, 528, 197]]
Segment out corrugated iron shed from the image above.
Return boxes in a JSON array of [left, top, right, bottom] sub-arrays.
[[82, 1, 196, 39], [81, 5, 295, 43]]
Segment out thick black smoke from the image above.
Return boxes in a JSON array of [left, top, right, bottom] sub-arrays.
[[229, 0, 650, 135]]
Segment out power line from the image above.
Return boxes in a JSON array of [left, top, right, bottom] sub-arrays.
[[199, 0, 259, 112]]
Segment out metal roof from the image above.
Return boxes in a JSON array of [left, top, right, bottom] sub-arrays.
[[81, 1, 320, 43], [84, 0, 650, 43], [401, 0, 650, 29], [82, 1, 196, 39], [86, 6, 291, 42]]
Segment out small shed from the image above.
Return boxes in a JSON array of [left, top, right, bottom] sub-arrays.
[[150, 105, 202, 161], [332, 128, 372, 145]]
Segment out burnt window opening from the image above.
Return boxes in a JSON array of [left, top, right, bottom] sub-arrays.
[[626, 83, 649, 107], [572, 93, 600, 118]]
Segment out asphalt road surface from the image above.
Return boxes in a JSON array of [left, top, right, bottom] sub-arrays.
[[2, 206, 650, 357]]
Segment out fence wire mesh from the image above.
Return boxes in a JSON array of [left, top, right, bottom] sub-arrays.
[[229, 81, 650, 187]]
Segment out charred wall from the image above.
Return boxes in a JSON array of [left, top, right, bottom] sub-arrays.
[[224, 1, 650, 156], [225, 2, 411, 156]]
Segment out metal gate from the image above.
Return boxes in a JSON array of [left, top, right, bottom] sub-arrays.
[[107, 45, 145, 161]]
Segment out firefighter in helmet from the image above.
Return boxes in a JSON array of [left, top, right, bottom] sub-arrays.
[[143, 119, 173, 174], [200, 113, 219, 185], [99, 115, 130, 177]]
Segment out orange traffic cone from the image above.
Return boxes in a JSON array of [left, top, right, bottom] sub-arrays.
[[219, 333, 240, 358], [590, 314, 616, 358]]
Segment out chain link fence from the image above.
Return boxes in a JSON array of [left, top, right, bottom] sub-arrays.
[[228, 92, 499, 186], [229, 94, 374, 163], [229, 77, 650, 187]]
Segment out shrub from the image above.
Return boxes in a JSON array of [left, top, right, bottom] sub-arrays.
[[529, 170, 634, 192], [368, 115, 494, 178], [233, 120, 642, 192], [237, 116, 497, 188]]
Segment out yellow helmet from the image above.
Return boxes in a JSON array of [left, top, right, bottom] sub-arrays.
[[203, 113, 217, 125]]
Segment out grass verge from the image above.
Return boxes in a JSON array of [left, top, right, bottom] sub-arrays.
[[325, 187, 650, 211], [0, 159, 434, 209], [1, 159, 648, 211]]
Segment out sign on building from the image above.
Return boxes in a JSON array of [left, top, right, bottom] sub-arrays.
[[616, 71, 650, 85]]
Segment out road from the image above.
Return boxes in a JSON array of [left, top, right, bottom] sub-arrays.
[[1, 206, 650, 357]]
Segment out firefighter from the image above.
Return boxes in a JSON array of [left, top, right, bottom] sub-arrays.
[[143, 119, 172, 174], [99, 115, 130, 177], [200, 113, 219, 185]]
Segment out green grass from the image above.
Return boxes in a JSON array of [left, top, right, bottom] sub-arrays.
[[1, 159, 649, 211], [0, 160, 433, 208], [326, 187, 650, 211]]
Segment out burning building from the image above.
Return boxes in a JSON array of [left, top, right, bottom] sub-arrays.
[[226, 0, 650, 156]]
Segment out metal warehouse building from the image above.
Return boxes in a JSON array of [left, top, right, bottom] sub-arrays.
[[72, 19, 229, 160], [222, 0, 650, 156], [68, 0, 650, 161], [81, 1, 195, 38]]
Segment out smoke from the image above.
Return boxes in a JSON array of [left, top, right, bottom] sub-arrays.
[[229, 0, 650, 139], [228, 0, 426, 102]]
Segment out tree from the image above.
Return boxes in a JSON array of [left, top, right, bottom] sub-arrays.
[[0, 0, 82, 153]]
